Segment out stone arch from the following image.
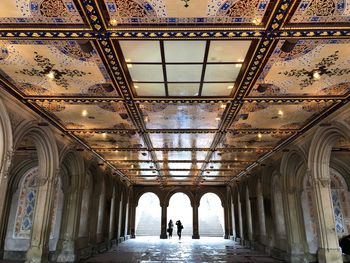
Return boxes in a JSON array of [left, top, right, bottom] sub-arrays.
[[135, 190, 161, 207], [308, 122, 350, 181], [0, 98, 13, 178], [164, 188, 194, 207], [197, 188, 226, 208]]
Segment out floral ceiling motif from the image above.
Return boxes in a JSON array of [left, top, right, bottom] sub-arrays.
[[289, 0, 350, 24], [0, 41, 116, 97], [249, 39, 350, 97], [104, 0, 270, 25], [0, 0, 84, 24]]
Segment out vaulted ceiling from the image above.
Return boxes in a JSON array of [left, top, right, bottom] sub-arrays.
[[0, 0, 349, 186]]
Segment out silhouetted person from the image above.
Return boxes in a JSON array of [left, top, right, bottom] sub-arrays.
[[176, 220, 183, 240], [340, 235, 350, 255], [167, 219, 174, 238]]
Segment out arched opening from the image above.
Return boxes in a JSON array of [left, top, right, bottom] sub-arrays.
[[167, 192, 192, 237], [198, 193, 224, 237], [135, 192, 161, 236]]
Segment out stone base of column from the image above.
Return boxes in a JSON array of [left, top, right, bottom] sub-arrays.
[[192, 234, 200, 239], [25, 247, 49, 263], [317, 248, 342, 263], [56, 251, 77, 263], [160, 233, 168, 239], [224, 234, 230, 239]]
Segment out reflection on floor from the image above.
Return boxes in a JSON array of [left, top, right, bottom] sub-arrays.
[[81, 237, 285, 263]]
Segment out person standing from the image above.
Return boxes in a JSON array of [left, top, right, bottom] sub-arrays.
[[167, 219, 174, 238], [176, 220, 183, 240]]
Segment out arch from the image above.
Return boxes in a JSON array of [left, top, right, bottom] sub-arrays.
[[0, 98, 13, 176], [134, 189, 161, 207], [198, 192, 224, 237], [308, 122, 350, 180], [164, 188, 194, 207], [135, 192, 161, 236], [167, 192, 193, 237], [197, 188, 226, 208]]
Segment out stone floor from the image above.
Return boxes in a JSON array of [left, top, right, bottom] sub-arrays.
[[82, 236, 285, 263]]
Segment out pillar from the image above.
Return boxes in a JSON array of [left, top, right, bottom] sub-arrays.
[[192, 202, 200, 239], [257, 190, 266, 243], [237, 194, 243, 242], [312, 176, 342, 263], [129, 202, 136, 238], [246, 189, 253, 241], [160, 202, 167, 239], [108, 187, 116, 242], [25, 174, 58, 263], [223, 204, 230, 239], [231, 202, 236, 239]]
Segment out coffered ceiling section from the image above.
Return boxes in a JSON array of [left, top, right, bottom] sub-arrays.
[[0, 0, 85, 25], [0, 40, 117, 97], [249, 39, 350, 98], [117, 40, 252, 97], [103, 0, 272, 26]]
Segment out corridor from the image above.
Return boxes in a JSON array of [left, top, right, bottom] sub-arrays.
[[81, 237, 285, 263]]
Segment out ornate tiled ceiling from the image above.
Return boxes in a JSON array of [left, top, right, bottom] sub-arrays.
[[0, 0, 349, 186]]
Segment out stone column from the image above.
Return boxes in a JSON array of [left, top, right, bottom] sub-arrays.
[[192, 202, 200, 239], [246, 189, 253, 241], [223, 204, 230, 239], [108, 187, 116, 242], [117, 193, 123, 242], [237, 194, 243, 243], [257, 191, 266, 243], [231, 202, 236, 239], [160, 202, 167, 239], [312, 177, 342, 263], [129, 202, 136, 238], [25, 174, 58, 263]]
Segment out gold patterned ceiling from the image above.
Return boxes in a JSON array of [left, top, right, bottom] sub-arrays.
[[0, 0, 349, 186]]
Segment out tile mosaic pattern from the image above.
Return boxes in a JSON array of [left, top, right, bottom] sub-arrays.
[[0, 0, 84, 24], [289, 0, 350, 24], [104, 0, 271, 25]]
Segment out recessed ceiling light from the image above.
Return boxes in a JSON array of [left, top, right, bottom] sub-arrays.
[[194, 93, 199, 96], [278, 110, 284, 116], [252, 18, 261, 25], [234, 157, 238, 161], [46, 71, 55, 79], [110, 18, 118, 26], [313, 70, 321, 80], [127, 64, 133, 68], [258, 133, 262, 139], [227, 85, 234, 90], [235, 64, 242, 68], [134, 85, 139, 89], [220, 104, 226, 109], [102, 132, 107, 138], [215, 117, 221, 121], [81, 110, 88, 117]]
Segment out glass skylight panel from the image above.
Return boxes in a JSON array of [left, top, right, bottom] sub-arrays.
[[166, 65, 202, 82], [204, 65, 239, 81], [202, 83, 234, 96], [128, 65, 163, 81], [168, 83, 200, 96], [134, 83, 166, 96], [164, 41, 206, 62], [119, 41, 161, 62], [207, 40, 251, 62]]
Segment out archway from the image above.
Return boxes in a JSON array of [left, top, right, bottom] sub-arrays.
[[199, 193, 224, 237], [167, 193, 192, 237], [135, 192, 161, 236]]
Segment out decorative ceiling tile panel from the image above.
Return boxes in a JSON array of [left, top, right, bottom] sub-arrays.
[[204, 64, 240, 81], [208, 40, 251, 62], [128, 64, 164, 81], [134, 83, 166, 96], [0, 0, 84, 24], [0, 41, 117, 97], [231, 101, 334, 130], [110, 162, 156, 170], [155, 151, 208, 161], [140, 103, 225, 129], [211, 151, 262, 161], [37, 102, 134, 130], [201, 83, 235, 96], [289, 0, 350, 24], [219, 132, 290, 148], [168, 83, 200, 96], [164, 41, 206, 62], [119, 41, 161, 62], [76, 132, 145, 149], [150, 133, 215, 148], [104, 0, 271, 25], [102, 151, 152, 161], [158, 162, 202, 170], [166, 65, 203, 82], [249, 39, 350, 97]]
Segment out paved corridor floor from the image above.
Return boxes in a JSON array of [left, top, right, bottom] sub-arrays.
[[81, 237, 285, 263]]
